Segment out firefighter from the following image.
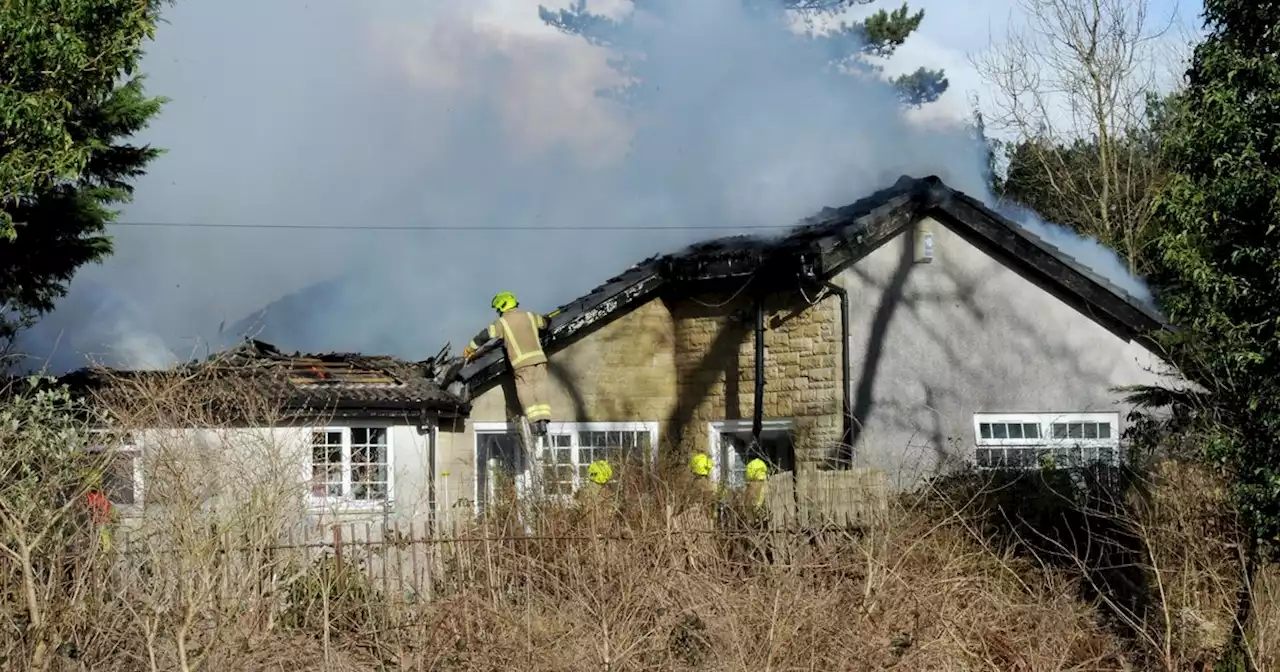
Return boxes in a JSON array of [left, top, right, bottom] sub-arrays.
[[744, 457, 768, 514], [463, 291, 553, 436], [689, 452, 716, 501], [84, 471, 116, 552], [742, 457, 772, 565], [576, 459, 615, 519]]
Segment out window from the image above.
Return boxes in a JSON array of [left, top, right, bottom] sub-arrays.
[[708, 419, 795, 487], [475, 430, 528, 515], [973, 412, 1120, 469], [537, 423, 657, 496], [86, 430, 142, 508], [309, 427, 392, 506], [472, 422, 659, 503]]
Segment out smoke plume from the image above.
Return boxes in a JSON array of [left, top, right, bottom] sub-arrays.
[[14, 0, 1153, 372]]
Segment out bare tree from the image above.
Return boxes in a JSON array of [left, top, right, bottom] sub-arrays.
[[972, 0, 1187, 273]]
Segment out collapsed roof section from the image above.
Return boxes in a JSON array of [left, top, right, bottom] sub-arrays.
[[454, 174, 1170, 394], [59, 338, 469, 420]]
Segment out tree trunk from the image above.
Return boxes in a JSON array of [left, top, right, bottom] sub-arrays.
[[1225, 535, 1259, 671], [21, 544, 50, 672]]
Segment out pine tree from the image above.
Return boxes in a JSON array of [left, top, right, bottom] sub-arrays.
[[539, 0, 948, 107], [0, 0, 172, 341]]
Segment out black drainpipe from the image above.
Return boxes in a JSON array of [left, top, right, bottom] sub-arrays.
[[752, 293, 765, 452], [824, 280, 853, 455]]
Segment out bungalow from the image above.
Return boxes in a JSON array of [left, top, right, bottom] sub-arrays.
[[435, 174, 1171, 520], [61, 174, 1173, 528], [59, 339, 468, 525]]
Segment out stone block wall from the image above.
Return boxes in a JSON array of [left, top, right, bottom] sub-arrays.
[[454, 287, 884, 522], [664, 290, 845, 472], [469, 298, 678, 425]]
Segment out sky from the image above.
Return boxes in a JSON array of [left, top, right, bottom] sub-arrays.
[[15, 0, 1206, 372]]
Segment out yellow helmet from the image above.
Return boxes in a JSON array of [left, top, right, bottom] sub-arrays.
[[587, 459, 613, 485], [745, 458, 768, 482], [491, 291, 518, 313], [690, 452, 712, 477]]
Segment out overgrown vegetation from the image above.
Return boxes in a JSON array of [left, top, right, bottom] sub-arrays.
[[1, 375, 1277, 671], [1120, 0, 1280, 663], [973, 0, 1183, 274]]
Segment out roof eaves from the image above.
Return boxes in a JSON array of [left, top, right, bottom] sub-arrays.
[[449, 173, 1174, 393], [929, 193, 1168, 337]]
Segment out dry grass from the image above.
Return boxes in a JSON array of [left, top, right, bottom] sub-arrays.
[[1, 371, 1279, 671]]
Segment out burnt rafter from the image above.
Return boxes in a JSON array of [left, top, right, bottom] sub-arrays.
[[452, 174, 1172, 394], [56, 337, 470, 419]]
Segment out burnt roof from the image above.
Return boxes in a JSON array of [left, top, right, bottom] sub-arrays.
[[456, 174, 1170, 392], [61, 339, 469, 419]]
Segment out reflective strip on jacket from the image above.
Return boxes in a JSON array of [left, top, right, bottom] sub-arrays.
[[466, 308, 548, 369]]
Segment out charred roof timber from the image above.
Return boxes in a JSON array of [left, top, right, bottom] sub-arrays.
[[57, 338, 469, 419], [453, 174, 1170, 394]]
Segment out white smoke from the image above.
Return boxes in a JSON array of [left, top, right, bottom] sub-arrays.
[[13, 0, 1156, 371], [16, 281, 178, 372], [997, 202, 1156, 307]]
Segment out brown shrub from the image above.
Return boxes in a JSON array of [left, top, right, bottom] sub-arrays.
[[3, 370, 1277, 671]]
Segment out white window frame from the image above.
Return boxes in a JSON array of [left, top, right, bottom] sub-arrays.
[[307, 425, 395, 511], [707, 418, 794, 487], [473, 421, 660, 506], [85, 429, 143, 514], [473, 422, 533, 515], [972, 412, 1121, 470]]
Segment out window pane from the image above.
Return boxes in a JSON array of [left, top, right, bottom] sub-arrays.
[[104, 454, 136, 505], [310, 466, 327, 496], [541, 463, 574, 495], [979, 423, 991, 439], [1023, 423, 1039, 439], [1052, 423, 1067, 439], [1099, 423, 1111, 439], [1083, 423, 1098, 439], [1007, 423, 1023, 439], [352, 427, 387, 446], [992, 423, 1007, 439], [354, 481, 388, 500], [312, 432, 343, 470], [1068, 423, 1083, 439]]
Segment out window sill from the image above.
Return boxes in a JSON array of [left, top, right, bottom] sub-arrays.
[[308, 500, 393, 514]]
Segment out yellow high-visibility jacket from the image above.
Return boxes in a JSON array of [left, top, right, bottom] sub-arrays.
[[467, 308, 548, 369]]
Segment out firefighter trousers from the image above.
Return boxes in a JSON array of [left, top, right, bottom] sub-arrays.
[[512, 362, 552, 423]]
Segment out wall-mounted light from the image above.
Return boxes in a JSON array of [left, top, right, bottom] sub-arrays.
[[914, 219, 934, 264]]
